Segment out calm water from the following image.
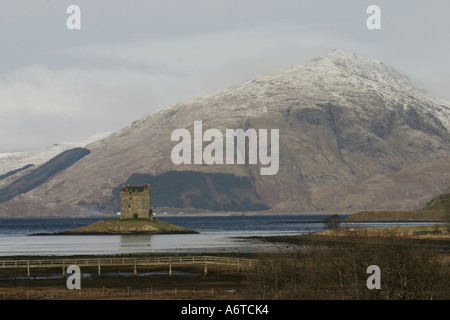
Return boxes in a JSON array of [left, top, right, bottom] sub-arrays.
[[0, 215, 433, 256]]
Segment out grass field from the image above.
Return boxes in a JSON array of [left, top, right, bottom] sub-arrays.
[[316, 223, 450, 240]]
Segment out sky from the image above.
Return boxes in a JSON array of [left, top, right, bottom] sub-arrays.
[[0, 0, 449, 153]]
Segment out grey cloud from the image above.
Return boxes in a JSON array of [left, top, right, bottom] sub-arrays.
[[0, 0, 449, 153]]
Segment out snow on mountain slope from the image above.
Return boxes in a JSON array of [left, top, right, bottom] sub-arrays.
[[0, 132, 111, 175], [2, 50, 450, 216], [129, 49, 450, 132]]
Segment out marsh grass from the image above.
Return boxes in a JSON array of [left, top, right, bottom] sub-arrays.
[[246, 229, 449, 300]]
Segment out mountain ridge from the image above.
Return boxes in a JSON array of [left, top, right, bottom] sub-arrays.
[[1, 50, 450, 217], [0, 132, 111, 175]]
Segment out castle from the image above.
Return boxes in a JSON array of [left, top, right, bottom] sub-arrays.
[[119, 184, 153, 220]]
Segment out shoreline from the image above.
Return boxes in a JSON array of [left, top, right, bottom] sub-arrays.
[[27, 218, 200, 236], [1, 232, 449, 301], [0, 212, 344, 219], [0, 250, 258, 260], [29, 230, 199, 236]]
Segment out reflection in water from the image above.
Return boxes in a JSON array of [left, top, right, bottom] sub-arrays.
[[2, 215, 430, 256], [120, 234, 152, 248]]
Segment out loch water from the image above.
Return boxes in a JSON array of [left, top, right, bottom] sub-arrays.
[[0, 215, 434, 256]]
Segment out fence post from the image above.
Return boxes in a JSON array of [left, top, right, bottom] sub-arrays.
[[169, 258, 172, 277]]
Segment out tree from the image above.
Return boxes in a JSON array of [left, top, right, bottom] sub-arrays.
[[323, 214, 341, 231]]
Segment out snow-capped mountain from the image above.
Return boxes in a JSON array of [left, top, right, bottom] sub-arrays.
[[1, 50, 450, 217], [0, 132, 111, 175]]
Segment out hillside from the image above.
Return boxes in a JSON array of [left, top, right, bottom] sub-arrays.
[[344, 192, 450, 222], [111, 172, 268, 212], [0, 132, 110, 175], [0, 148, 90, 204], [1, 50, 450, 217]]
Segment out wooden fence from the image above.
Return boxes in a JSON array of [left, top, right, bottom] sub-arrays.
[[0, 255, 255, 278]]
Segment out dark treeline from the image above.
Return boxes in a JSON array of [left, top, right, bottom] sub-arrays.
[[0, 148, 90, 204], [0, 164, 35, 182]]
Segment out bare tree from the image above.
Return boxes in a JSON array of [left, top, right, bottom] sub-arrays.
[[246, 229, 448, 300]]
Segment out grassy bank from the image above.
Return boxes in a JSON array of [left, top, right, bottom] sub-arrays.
[[49, 218, 198, 235], [344, 192, 450, 222], [343, 209, 449, 222], [315, 224, 450, 240]]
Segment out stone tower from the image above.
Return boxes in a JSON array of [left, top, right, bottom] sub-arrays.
[[119, 184, 153, 220]]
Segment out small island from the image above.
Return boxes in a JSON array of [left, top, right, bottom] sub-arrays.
[[34, 184, 197, 235], [51, 218, 198, 235]]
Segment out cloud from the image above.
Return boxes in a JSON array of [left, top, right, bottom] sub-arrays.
[[1, 20, 360, 152], [0, 65, 197, 152], [48, 19, 379, 92], [1, 1, 449, 153]]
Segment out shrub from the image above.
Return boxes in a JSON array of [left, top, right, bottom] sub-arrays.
[[323, 214, 341, 231], [246, 230, 448, 300]]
